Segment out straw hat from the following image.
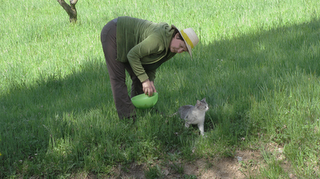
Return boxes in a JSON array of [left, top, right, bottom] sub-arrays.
[[172, 25, 199, 59]]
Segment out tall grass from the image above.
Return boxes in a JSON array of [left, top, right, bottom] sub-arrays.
[[1, 0, 320, 178]]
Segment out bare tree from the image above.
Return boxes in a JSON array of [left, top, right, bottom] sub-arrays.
[[57, 0, 79, 23]]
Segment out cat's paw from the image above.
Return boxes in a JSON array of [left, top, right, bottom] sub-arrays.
[[201, 133, 208, 138]]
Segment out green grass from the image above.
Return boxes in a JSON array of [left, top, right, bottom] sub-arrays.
[[1, 0, 320, 178]]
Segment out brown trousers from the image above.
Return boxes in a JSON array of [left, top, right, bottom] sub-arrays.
[[100, 19, 143, 119]]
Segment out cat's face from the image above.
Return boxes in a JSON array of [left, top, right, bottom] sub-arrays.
[[196, 98, 209, 112]]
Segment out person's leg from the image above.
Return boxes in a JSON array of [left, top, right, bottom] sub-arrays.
[[101, 20, 136, 120], [123, 63, 144, 98]]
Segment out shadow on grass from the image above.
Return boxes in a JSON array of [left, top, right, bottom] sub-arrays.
[[0, 58, 113, 175], [1, 18, 320, 177], [162, 17, 320, 142]]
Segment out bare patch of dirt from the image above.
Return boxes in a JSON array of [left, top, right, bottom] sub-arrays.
[[180, 150, 263, 179], [103, 150, 262, 179], [72, 144, 296, 179]]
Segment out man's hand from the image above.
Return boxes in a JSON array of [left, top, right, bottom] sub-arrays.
[[142, 79, 157, 96]]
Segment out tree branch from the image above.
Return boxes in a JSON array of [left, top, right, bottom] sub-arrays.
[[57, 0, 78, 23]]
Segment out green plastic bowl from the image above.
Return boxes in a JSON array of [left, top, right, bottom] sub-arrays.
[[131, 92, 158, 109]]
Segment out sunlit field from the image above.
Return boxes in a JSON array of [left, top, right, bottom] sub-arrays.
[[1, 0, 320, 178]]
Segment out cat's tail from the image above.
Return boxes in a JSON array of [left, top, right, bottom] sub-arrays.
[[168, 112, 178, 118]]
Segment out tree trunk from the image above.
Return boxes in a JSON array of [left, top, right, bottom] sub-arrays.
[[57, 0, 78, 23]]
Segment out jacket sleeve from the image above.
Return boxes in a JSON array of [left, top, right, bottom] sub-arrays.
[[127, 35, 164, 82]]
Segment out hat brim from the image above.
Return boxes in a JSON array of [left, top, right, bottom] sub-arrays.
[[172, 25, 193, 59]]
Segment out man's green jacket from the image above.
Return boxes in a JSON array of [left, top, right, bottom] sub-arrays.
[[116, 16, 176, 82]]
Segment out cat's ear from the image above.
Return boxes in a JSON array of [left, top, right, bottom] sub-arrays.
[[201, 98, 206, 102], [196, 100, 201, 105]]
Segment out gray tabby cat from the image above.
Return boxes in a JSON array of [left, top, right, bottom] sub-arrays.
[[178, 98, 209, 136]]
